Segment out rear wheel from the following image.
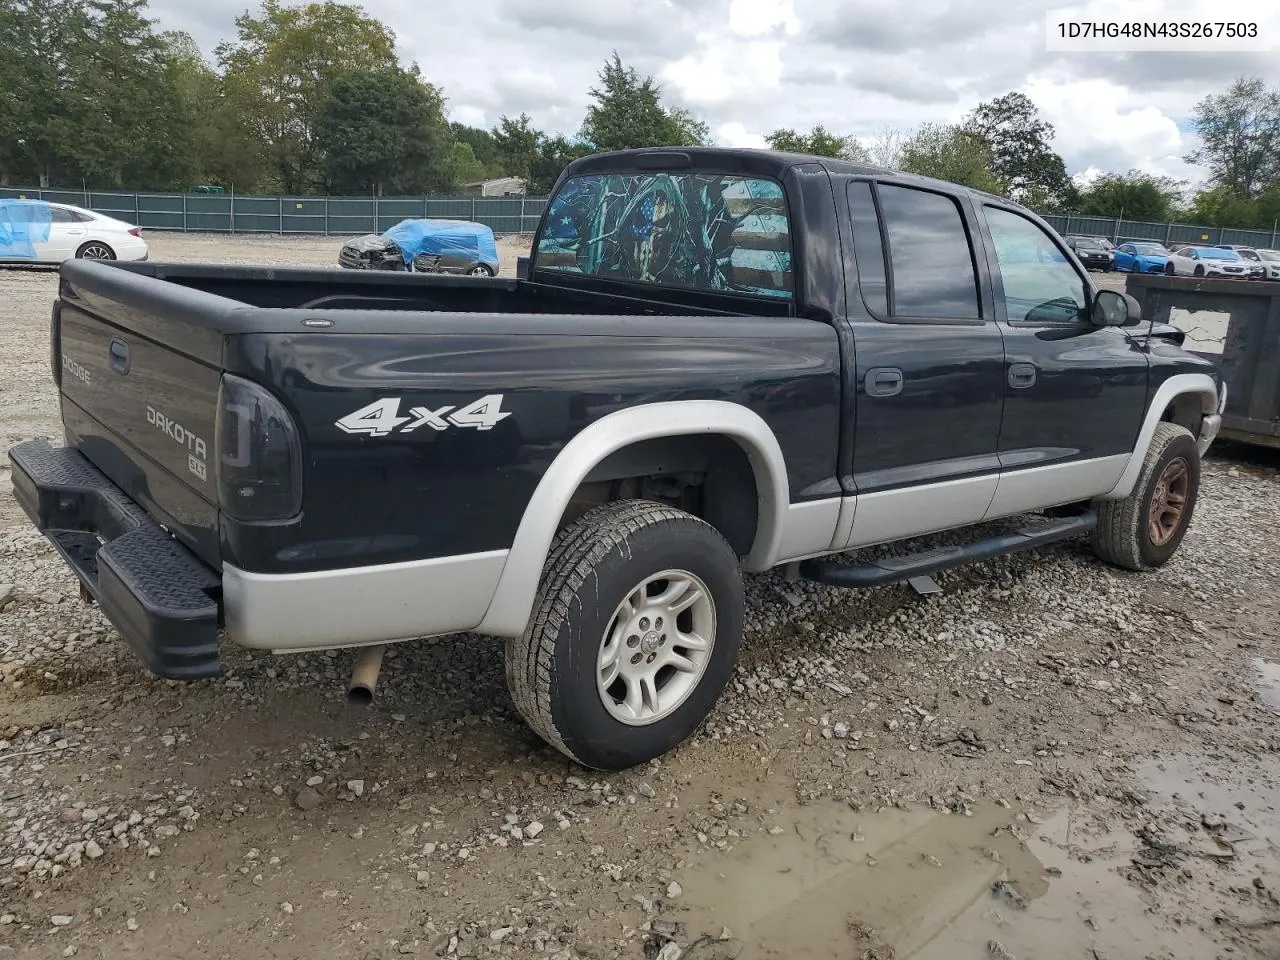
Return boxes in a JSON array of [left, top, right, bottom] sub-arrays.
[[1164, 262, 1175, 276], [1092, 422, 1200, 571], [75, 241, 115, 260], [467, 264, 495, 277], [505, 500, 744, 771]]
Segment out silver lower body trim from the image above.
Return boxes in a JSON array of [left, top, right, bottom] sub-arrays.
[[1198, 413, 1221, 455], [222, 550, 508, 652]]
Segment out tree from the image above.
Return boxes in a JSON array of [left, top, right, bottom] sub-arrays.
[[1076, 170, 1183, 222], [216, 0, 398, 193], [865, 126, 906, 169], [490, 113, 540, 181], [964, 92, 1073, 207], [529, 134, 593, 193], [668, 107, 710, 147], [0, 0, 84, 186], [765, 125, 869, 161], [1186, 77, 1280, 200], [444, 142, 488, 191], [580, 52, 707, 151], [449, 123, 503, 177], [314, 66, 450, 195], [900, 123, 1007, 194]]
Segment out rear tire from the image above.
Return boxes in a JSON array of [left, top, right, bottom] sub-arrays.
[[505, 500, 744, 771], [1091, 422, 1200, 571], [467, 264, 495, 277], [75, 241, 115, 260], [1165, 262, 1175, 276]]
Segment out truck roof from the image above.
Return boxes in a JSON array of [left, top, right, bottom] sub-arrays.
[[562, 146, 1019, 208]]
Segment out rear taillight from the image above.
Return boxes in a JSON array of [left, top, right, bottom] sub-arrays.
[[129, 227, 141, 237], [50, 300, 62, 387], [215, 375, 302, 522]]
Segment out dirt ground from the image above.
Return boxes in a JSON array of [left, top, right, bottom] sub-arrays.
[[1, 234, 1278, 960]]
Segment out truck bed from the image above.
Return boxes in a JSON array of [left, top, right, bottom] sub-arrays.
[[107, 260, 790, 317]]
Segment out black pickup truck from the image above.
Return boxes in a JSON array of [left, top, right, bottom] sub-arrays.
[[10, 147, 1224, 770]]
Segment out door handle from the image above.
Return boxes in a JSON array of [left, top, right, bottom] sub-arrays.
[[865, 367, 904, 398], [109, 338, 130, 375], [1008, 362, 1037, 388]]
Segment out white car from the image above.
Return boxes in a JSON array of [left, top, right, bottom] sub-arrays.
[[1220, 245, 1280, 280], [1165, 245, 1259, 279], [1254, 248, 1280, 280], [0, 199, 149, 265]]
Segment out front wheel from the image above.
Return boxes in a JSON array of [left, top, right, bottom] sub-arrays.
[[505, 500, 744, 770], [1194, 265, 1205, 277], [1092, 422, 1200, 570], [467, 263, 495, 277]]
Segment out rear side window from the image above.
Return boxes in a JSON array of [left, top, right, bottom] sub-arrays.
[[49, 207, 79, 223], [877, 184, 981, 320], [533, 173, 793, 299]]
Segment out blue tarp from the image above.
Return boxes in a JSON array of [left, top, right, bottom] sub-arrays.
[[0, 199, 53, 259], [383, 218, 498, 268]]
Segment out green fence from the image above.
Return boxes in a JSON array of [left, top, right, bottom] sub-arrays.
[[0, 187, 547, 235], [2, 186, 1278, 248], [1039, 213, 1279, 250]]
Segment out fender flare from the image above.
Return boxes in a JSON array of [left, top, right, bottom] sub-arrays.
[[476, 400, 790, 637], [1099, 372, 1219, 500]]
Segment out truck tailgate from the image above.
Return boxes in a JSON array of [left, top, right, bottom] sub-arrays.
[[54, 270, 227, 566]]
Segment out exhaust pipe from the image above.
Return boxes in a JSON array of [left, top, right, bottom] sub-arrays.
[[347, 645, 385, 706]]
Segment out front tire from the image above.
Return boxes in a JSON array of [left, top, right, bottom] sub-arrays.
[[467, 264, 495, 277], [505, 500, 744, 771], [1092, 422, 1200, 571]]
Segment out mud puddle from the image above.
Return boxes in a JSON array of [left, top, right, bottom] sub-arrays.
[[1249, 658, 1280, 710], [669, 753, 1280, 959]]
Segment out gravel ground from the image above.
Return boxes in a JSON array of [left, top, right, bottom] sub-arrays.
[[1, 236, 1278, 960]]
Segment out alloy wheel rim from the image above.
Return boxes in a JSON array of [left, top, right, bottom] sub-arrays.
[[596, 569, 716, 726], [1148, 457, 1190, 546], [81, 244, 112, 260]]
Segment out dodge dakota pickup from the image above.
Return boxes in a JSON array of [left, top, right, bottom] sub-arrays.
[[9, 147, 1224, 770]]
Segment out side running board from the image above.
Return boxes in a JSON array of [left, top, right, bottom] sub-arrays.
[[799, 512, 1097, 588]]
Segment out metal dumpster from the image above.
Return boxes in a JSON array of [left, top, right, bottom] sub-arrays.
[[1126, 274, 1280, 449]]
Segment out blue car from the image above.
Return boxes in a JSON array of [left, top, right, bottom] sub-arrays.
[[338, 219, 500, 276], [1112, 241, 1172, 273]]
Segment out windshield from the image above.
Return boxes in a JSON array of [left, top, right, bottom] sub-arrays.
[[1200, 248, 1239, 260], [1134, 244, 1167, 255], [534, 172, 793, 299], [1258, 249, 1280, 262], [1075, 239, 1104, 250]]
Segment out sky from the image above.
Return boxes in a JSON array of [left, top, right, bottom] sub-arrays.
[[151, 0, 1280, 188]]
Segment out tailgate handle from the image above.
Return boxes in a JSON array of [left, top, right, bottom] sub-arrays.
[[109, 338, 130, 375]]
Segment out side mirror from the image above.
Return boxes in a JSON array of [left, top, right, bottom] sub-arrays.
[[1093, 289, 1143, 327]]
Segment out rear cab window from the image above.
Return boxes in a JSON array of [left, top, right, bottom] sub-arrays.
[[532, 172, 793, 300], [846, 180, 983, 323]]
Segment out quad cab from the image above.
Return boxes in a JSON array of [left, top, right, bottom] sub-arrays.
[[10, 148, 1223, 770]]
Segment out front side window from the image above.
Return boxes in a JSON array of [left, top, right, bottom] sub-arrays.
[[984, 206, 1087, 325], [533, 172, 792, 299], [877, 184, 980, 320]]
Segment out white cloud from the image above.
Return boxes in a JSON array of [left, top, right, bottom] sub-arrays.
[[728, 0, 801, 37], [715, 122, 769, 148], [1023, 78, 1191, 180]]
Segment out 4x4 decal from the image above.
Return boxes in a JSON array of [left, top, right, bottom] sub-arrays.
[[335, 394, 511, 437]]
